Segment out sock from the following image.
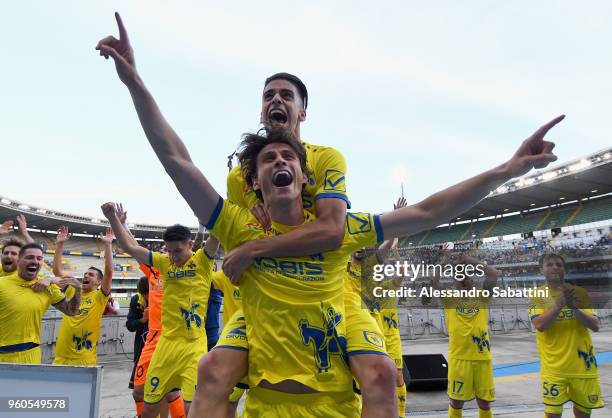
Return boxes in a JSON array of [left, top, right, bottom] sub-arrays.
[[168, 395, 185, 418], [135, 401, 143, 417], [448, 405, 462, 418], [397, 384, 406, 418], [478, 408, 492, 418]]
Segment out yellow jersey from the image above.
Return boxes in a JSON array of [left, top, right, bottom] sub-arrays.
[[227, 141, 349, 212], [529, 284, 599, 378], [208, 198, 383, 392], [150, 249, 214, 340], [0, 273, 65, 347], [54, 287, 109, 362], [345, 254, 380, 311], [212, 271, 242, 325], [442, 296, 491, 361]]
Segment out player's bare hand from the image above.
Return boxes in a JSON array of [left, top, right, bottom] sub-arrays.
[[504, 115, 564, 178], [563, 285, 577, 309], [96, 12, 138, 86], [116, 202, 128, 225], [16, 214, 28, 233], [101, 202, 118, 220], [100, 227, 115, 246], [56, 226, 71, 244], [250, 203, 272, 232], [0, 220, 14, 235], [31, 278, 51, 292], [394, 197, 407, 210], [222, 242, 255, 285]]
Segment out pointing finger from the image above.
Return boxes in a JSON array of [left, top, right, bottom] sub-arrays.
[[115, 12, 130, 44]]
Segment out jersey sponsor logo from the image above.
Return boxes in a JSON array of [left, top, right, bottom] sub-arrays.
[[167, 264, 197, 279], [472, 331, 491, 353], [557, 308, 575, 320], [347, 213, 372, 235], [323, 169, 346, 192], [73, 330, 93, 351], [363, 331, 384, 348], [227, 320, 246, 341], [383, 313, 398, 329], [180, 303, 203, 330], [455, 302, 480, 317], [299, 307, 347, 373], [254, 257, 324, 277], [578, 345, 598, 370]]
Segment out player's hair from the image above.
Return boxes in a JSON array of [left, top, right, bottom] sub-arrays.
[[538, 252, 565, 267], [264, 72, 308, 110], [1, 237, 24, 253], [238, 128, 309, 202], [18, 242, 43, 257], [88, 266, 103, 279], [163, 224, 192, 242], [137, 276, 149, 295]]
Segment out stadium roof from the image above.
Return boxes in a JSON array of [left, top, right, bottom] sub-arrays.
[[1, 147, 611, 237]]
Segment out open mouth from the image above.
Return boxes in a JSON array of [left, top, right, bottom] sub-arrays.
[[272, 170, 293, 187], [268, 109, 288, 124], [26, 264, 39, 274]]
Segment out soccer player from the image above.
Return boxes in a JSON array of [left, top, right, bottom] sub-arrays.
[[0, 243, 81, 363], [530, 253, 604, 418], [116, 204, 186, 418], [97, 13, 397, 417], [1, 214, 35, 277], [51, 226, 114, 365], [96, 12, 561, 417], [102, 203, 214, 418], [431, 253, 501, 418]]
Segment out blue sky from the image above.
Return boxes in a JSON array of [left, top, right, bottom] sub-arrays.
[[1, 1, 611, 225]]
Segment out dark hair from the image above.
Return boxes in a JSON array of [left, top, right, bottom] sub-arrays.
[[1, 238, 24, 253], [238, 128, 309, 202], [538, 253, 565, 268], [137, 276, 149, 295], [163, 224, 192, 242], [19, 242, 43, 257], [265, 72, 308, 110], [88, 266, 103, 279]]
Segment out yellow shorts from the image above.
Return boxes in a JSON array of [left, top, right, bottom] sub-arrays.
[[383, 327, 403, 369], [216, 311, 249, 352], [541, 374, 604, 413], [0, 346, 41, 364], [144, 334, 207, 404], [242, 386, 360, 418], [345, 302, 386, 357], [447, 358, 495, 402], [52, 355, 96, 366]]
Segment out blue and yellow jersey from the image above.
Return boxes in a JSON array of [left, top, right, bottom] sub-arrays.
[[529, 284, 598, 378], [54, 287, 109, 362], [0, 273, 65, 347], [207, 198, 383, 392], [149, 249, 214, 340], [442, 296, 491, 361], [211, 271, 242, 325], [226, 141, 350, 212]]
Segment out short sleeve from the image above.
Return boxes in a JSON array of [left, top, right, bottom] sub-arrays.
[[207, 199, 254, 252], [49, 284, 66, 305], [342, 212, 384, 255], [150, 251, 165, 270], [312, 147, 350, 208], [97, 288, 111, 304]]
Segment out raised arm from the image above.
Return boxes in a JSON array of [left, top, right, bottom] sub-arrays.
[[460, 253, 501, 291], [16, 215, 35, 244], [380, 116, 563, 238], [101, 202, 149, 265], [53, 226, 71, 277], [193, 224, 205, 252], [96, 13, 220, 225], [99, 228, 115, 296]]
